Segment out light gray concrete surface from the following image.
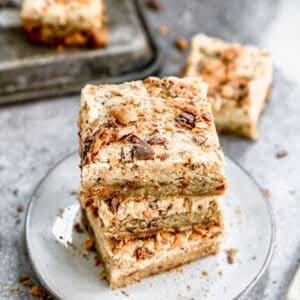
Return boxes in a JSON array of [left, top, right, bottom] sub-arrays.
[[1, 0, 300, 299]]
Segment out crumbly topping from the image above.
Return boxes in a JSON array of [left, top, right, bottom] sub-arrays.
[[80, 77, 219, 168], [110, 224, 223, 259], [132, 137, 155, 160], [198, 46, 250, 103], [109, 104, 138, 126], [135, 246, 154, 260], [175, 112, 196, 129]]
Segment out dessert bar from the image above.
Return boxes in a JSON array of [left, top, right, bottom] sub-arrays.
[[81, 195, 224, 289], [79, 77, 227, 198], [81, 189, 223, 238], [182, 34, 272, 139], [21, 0, 108, 47]]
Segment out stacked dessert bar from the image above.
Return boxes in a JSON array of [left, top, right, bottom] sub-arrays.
[[21, 0, 108, 48], [78, 77, 227, 288], [182, 34, 273, 139]]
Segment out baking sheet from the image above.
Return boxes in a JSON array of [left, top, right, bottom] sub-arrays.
[[0, 0, 162, 104]]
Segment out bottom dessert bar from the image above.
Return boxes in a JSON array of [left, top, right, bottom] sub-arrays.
[[80, 189, 223, 238], [81, 197, 224, 289]]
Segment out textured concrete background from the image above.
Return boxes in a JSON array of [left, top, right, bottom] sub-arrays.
[[1, 0, 300, 299]]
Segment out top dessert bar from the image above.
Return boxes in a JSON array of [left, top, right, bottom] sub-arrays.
[[21, 0, 107, 47], [79, 76, 227, 198], [182, 34, 272, 139]]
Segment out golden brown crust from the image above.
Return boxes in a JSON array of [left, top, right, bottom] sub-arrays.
[[22, 20, 108, 47]]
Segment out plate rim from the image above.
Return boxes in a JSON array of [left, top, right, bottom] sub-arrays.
[[25, 151, 276, 300]]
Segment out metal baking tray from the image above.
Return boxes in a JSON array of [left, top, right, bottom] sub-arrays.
[[0, 0, 162, 104]]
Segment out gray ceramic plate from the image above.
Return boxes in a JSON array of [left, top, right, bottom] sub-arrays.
[[26, 153, 275, 300]]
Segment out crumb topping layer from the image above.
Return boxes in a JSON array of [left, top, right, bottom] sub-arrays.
[[79, 77, 221, 167], [21, 0, 104, 30], [183, 34, 272, 108]]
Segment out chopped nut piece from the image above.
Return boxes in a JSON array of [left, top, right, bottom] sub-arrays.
[[89, 128, 113, 161], [115, 127, 135, 141], [202, 113, 213, 122], [135, 246, 154, 260], [276, 149, 288, 158], [193, 134, 207, 145], [84, 238, 95, 251], [146, 136, 167, 145], [30, 286, 44, 298], [158, 153, 170, 161], [105, 197, 120, 214], [202, 270, 209, 276], [19, 274, 31, 285], [132, 139, 155, 160], [147, 0, 161, 11], [109, 105, 138, 126], [175, 112, 196, 129], [225, 248, 239, 264], [175, 38, 188, 51], [159, 25, 169, 36]]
